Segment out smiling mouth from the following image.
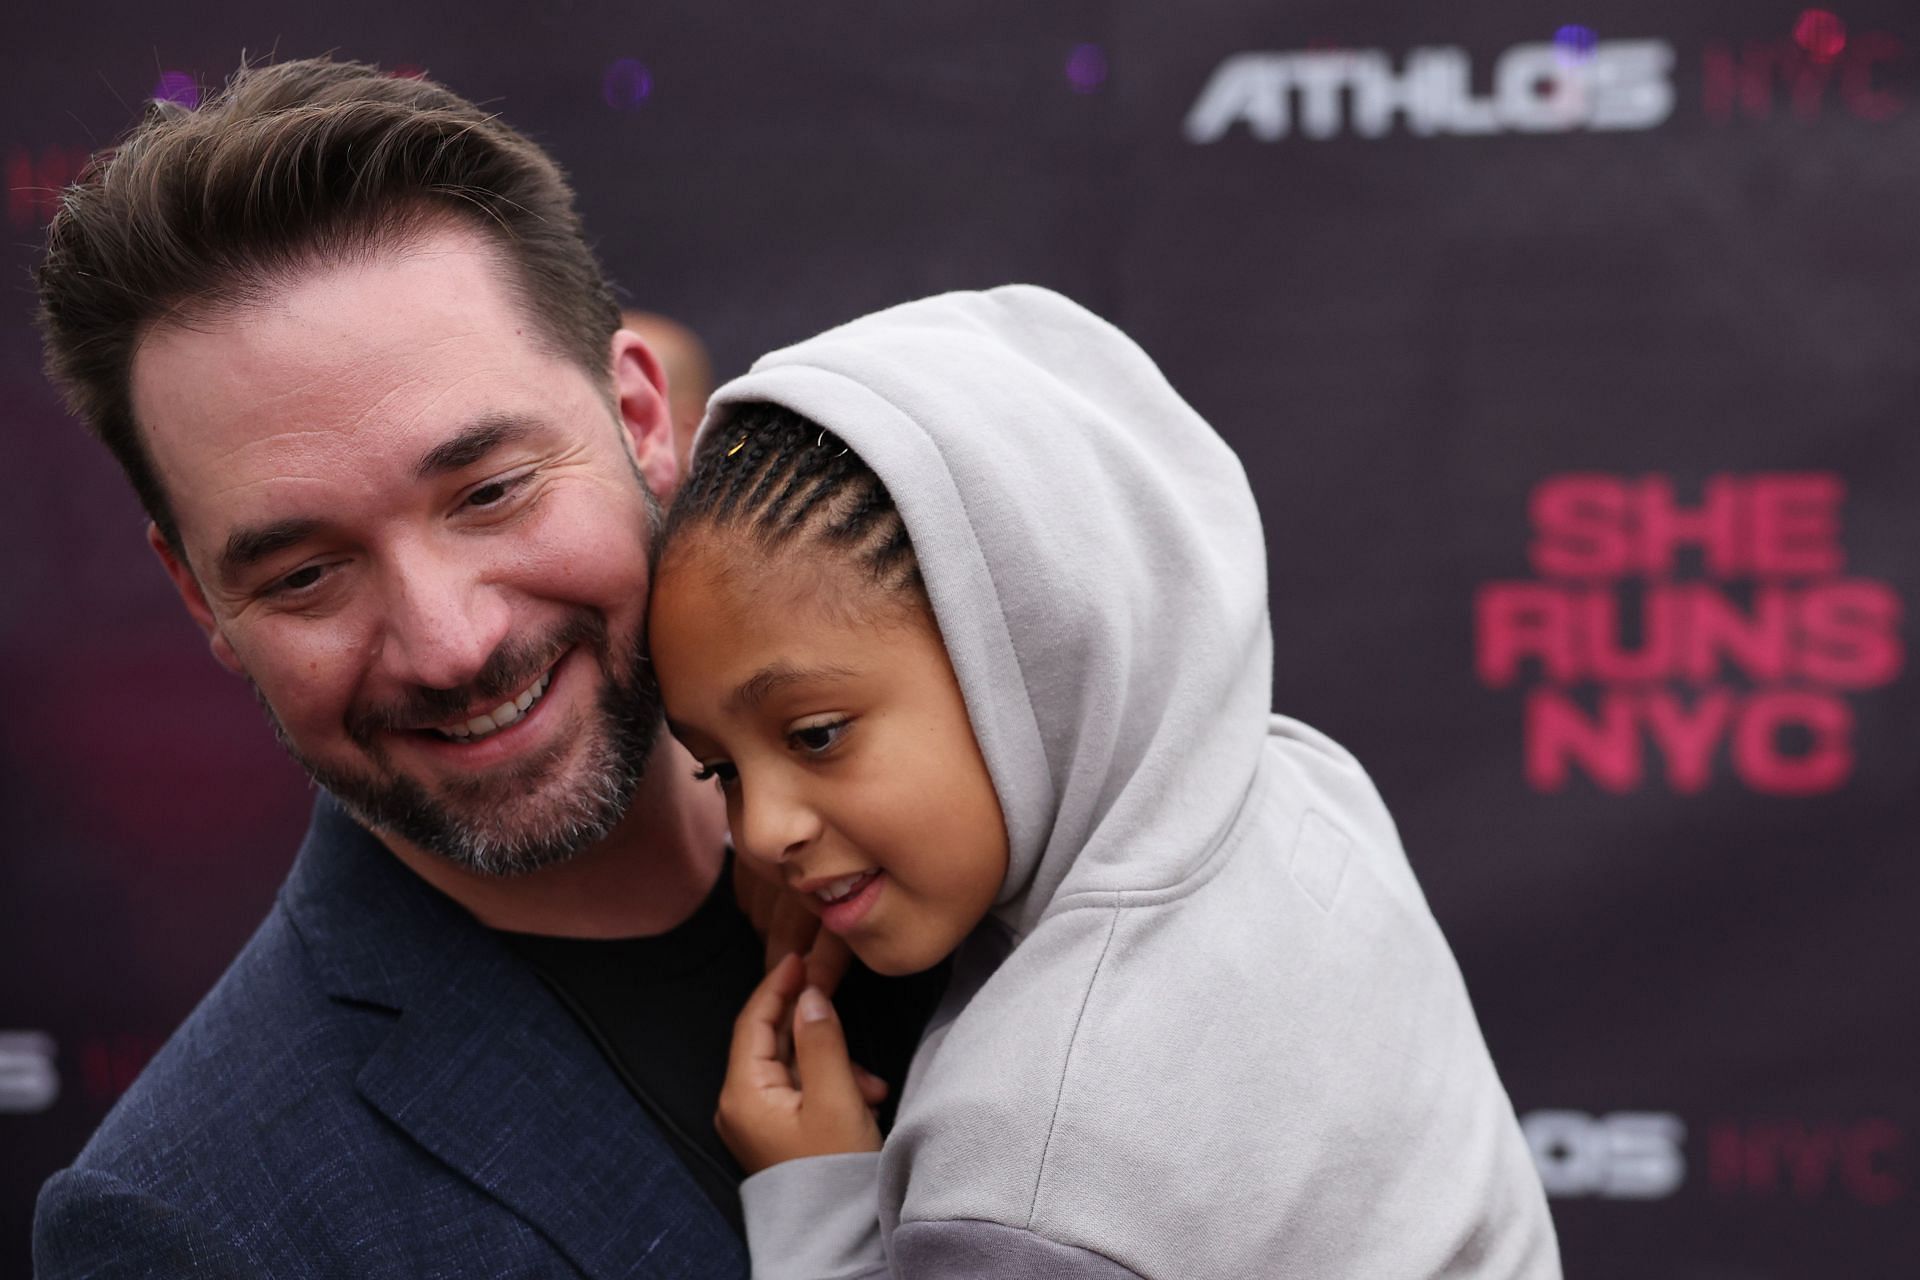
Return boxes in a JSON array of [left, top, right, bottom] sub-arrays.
[[430, 666, 556, 742], [812, 871, 881, 906]]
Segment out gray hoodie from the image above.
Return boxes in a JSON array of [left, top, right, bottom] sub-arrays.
[[704, 286, 1560, 1279]]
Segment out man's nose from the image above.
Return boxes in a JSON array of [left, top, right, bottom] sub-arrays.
[[733, 775, 823, 870], [373, 548, 513, 691]]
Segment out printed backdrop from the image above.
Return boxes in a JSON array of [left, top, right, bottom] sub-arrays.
[[4, 3, 1916, 1276]]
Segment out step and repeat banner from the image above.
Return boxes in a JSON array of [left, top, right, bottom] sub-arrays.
[[3, 2, 1915, 1276]]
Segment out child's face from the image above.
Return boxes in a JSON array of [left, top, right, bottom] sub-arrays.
[[650, 532, 1009, 976]]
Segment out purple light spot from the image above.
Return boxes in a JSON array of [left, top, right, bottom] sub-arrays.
[[153, 71, 200, 109], [1794, 9, 1847, 63], [603, 58, 652, 110], [1065, 43, 1107, 95], [1553, 24, 1597, 66]]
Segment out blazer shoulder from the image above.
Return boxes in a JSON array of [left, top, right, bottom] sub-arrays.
[[68, 897, 388, 1199], [35, 1166, 260, 1278]]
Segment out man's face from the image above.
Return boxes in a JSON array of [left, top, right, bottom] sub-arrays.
[[131, 225, 676, 875]]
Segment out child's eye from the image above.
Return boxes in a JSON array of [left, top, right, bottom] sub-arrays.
[[788, 719, 851, 756], [691, 761, 738, 787]]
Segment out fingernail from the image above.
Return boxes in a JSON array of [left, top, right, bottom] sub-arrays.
[[798, 987, 832, 1023]]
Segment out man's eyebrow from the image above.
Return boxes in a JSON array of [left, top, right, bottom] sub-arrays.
[[413, 413, 541, 481], [726, 662, 861, 713], [218, 517, 326, 584]]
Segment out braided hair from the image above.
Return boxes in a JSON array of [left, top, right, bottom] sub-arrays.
[[659, 401, 924, 606]]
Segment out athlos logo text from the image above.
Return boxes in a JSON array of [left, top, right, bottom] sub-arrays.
[[1186, 28, 1906, 142]]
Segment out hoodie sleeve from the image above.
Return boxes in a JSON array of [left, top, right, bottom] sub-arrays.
[[740, 1152, 889, 1279]]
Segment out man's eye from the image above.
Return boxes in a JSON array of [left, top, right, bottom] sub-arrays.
[[268, 564, 328, 596], [465, 473, 532, 509], [691, 761, 738, 787], [789, 720, 850, 755]]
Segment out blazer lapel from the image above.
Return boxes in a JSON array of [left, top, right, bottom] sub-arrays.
[[284, 796, 744, 1279]]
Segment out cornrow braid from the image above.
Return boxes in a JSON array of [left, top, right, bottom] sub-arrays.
[[661, 402, 924, 602]]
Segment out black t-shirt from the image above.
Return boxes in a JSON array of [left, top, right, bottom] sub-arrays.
[[496, 855, 946, 1238]]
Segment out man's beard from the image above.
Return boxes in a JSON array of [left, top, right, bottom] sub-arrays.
[[258, 611, 663, 878]]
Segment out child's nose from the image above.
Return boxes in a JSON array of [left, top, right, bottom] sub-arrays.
[[734, 778, 823, 868]]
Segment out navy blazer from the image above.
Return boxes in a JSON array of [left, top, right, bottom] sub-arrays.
[[34, 795, 748, 1278]]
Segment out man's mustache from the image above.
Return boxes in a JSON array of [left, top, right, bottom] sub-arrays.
[[345, 613, 610, 742]]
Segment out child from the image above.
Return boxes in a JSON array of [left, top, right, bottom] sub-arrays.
[[647, 286, 1559, 1279]]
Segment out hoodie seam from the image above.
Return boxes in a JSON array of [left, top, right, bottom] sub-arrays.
[[893, 1215, 1146, 1277], [1023, 898, 1123, 1232], [1035, 748, 1271, 922]]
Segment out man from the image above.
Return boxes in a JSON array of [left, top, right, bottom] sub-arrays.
[[33, 58, 935, 1277], [621, 310, 717, 483]]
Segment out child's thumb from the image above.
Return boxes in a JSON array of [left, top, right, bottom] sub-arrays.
[[792, 986, 866, 1111]]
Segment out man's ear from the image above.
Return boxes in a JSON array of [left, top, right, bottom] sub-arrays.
[[147, 522, 243, 675], [610, 329, 680, 503]]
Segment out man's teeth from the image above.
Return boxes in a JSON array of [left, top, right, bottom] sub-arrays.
[[815, 872, 874, 905], [435, 669, 553, 742]]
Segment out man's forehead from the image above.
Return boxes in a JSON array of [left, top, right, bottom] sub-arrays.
[[134, 234, 560, 455], [136, 229, 526, 392]]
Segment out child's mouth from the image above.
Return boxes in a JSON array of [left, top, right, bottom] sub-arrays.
[[814, 871, 880, 907], [815, 871, 885, 934]]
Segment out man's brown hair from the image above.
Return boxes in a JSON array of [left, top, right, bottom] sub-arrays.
[[36, 57, 621, 555]]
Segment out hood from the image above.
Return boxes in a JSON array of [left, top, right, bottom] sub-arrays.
[[704, 285, 1273, 938]]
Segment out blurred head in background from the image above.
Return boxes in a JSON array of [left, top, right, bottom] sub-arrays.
[[35, 58, 682, 875]]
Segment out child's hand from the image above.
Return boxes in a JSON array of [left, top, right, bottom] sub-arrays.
[[733, 854, 821, 974], [716, 952, 887, 1175], [732, 856, 854, 993]]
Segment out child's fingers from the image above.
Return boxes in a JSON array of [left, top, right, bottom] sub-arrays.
[[734, 857, 825, 976], [790, 986, 871, 1117], [851, 1064, 890, 1108], [805, 932, 854, 997], [727, 952, 806, 1088], [762, 890, 824, 974]]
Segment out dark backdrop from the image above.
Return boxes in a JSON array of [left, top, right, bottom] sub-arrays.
[[4, 4, 1916, 1277]]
